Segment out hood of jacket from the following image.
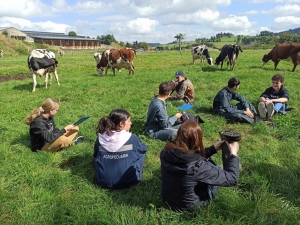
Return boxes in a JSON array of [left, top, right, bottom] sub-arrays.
[[160, 148, 201, 175], [98, 130, 132, 152]]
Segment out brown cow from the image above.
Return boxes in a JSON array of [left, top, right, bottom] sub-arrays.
[[262, 43, 300, 72], [96, 48, 137, 76]]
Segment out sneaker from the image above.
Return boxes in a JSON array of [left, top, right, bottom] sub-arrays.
[[258, 102, 267, 120], [74, 136, 84, 145], [266, 103, 274, 119]]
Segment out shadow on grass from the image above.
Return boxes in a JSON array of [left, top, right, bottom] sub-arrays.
[[59, 153, 94, 182], [240, 162, 300, 207], [12, 83, 33, 91], [11, 132, 31, 148]]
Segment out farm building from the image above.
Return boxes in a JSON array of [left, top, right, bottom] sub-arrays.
[[0, 27, 101, 49]]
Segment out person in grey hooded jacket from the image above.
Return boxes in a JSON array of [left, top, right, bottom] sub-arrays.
[[145, 81, 183, 141]]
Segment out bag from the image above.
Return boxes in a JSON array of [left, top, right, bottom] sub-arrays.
[[178, 112, 205, 124]]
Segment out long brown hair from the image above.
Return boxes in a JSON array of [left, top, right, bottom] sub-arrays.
[[25, 98, 59, 125], [165, 120, 205, 157]]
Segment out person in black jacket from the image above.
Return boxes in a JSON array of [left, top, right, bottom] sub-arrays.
[[25, 98, 83, 152], [160, 120, 240, 211]]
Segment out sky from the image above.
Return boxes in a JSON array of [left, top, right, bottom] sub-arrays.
[[0, 0, 300, 44]]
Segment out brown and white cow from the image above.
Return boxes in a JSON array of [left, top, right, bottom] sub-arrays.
[[93, 52, 102, 64], [28, 49, 59, 92], [262, 43, 300, 72], [96, 48, 137, 76]]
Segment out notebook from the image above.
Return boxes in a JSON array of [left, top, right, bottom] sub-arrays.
[[178, 104, 194, 110], [73, 115, 91, 125]]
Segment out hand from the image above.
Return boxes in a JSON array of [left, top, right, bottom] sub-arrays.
[[214, 140, 225, 151], [226, 141, 239, 156], [175, 113, 182, 118], [64, 124, 75, 131], [265, 99, 273, 105], [244, 108, 254, 118]]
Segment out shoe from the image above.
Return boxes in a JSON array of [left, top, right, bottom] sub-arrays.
[[266, 103, 274, 119], [258, 102, 267, 120], [74, 136, 84, 145]]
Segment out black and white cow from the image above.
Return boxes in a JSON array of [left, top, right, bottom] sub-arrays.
[[191, 45, 213, 65], [28, 49, 59, 92], [214, 44, 240, 70]]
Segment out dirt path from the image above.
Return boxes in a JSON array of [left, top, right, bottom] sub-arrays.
[[0, 74, 31, 83]]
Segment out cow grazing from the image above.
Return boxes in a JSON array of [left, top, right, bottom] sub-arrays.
[[96, 48, 137, 76], [0, 50, 3, 57], [94, 52, 102, 64], [58, 50, 65, 56], [262, 43, 300, 72], [28, 49, 59, 92], [214, 44, 238, 70], [191, 45, 213, 65]]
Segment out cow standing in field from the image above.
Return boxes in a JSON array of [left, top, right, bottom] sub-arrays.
[[96, 48, 137, 76], [94, 52, 102, 64], [191, 45, 213, 65], [262, 43, 300, 72], [28, 49, 59, 92], [0, 50, 3, 57], [214, 44, 239, 70], [58, 50, 65, 56]]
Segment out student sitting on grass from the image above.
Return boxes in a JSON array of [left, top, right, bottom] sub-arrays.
[[213, 77, 258, 124], [160, 120, 240, 212], [25, 98, 84, 152], [94, 109, 148, 189], [145, 81, 183, 141], [258, 74, 290, 120]]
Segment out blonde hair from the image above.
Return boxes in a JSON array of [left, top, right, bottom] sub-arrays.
[[25, 98, 59, 125]]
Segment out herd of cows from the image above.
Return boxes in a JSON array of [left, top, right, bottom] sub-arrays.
[[13, 42, 300, 92]]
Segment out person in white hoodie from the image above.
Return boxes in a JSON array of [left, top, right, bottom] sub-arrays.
[[94, 109, 148, 189]]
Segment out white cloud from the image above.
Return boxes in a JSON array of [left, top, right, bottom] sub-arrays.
[[274, 16, 300, 28], [160, 10, 220, 25], [247, 0, 300, 3], [262, 4, 300, 16], [244, 10, 259, 15], [70, 1, 112, 14], [108, 18, 159, 35], [211, 15, 252, 31], [0, 16, 70, 32], [0, 0, 54, 18]]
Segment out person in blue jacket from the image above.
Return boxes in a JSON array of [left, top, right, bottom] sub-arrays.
[[145, 81, 183, 141], [213, 77, 258, 124], [160, 120, 240, 211], [94, 109, 148, 189]]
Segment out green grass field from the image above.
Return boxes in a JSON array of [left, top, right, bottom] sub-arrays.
[[0, 48, 300, 225]]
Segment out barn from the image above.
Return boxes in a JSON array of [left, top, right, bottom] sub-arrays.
[[0, 27, 101, 50]]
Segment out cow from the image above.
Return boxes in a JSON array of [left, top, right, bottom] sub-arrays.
[[28, 49, 59, 92], [214, 44, 238, 70], [191, 45, 213, 65], [58, 50, 65, 56], [262, 43, 300, 72], [0, 50, 3, 57], [96, 48, 137, 76], [94, 52, 102, 64]]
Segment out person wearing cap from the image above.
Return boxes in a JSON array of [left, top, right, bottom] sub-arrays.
[[213, 77, 258, 124], [145, 81, 183, 141], [168, 70, 195, 104]]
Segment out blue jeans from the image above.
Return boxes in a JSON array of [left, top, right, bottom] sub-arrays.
[[147, 124, 181, 141], [266, 98, 286, 113]]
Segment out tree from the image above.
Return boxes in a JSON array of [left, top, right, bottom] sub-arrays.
[[68, 31, 77, 36], [139, 42, 149, 50], [97, 34, 117, 45], [174, 33, 185, 55]]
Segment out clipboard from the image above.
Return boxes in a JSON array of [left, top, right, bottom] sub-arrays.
[[178, 104, 194, 110], [73, 115, 91, 126]]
